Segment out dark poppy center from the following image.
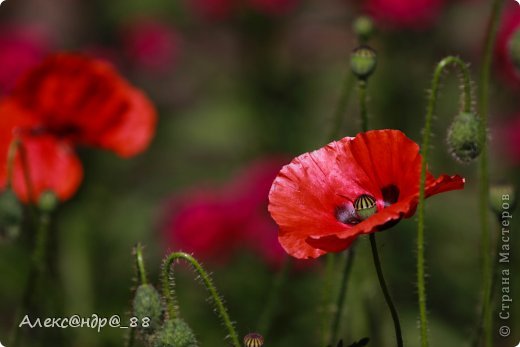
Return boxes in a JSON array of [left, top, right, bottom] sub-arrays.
[[335, 204, 360, 225], [382, 185, 400, 206]]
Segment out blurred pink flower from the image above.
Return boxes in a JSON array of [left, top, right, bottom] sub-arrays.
[[495, 3, 520, 88], [162, 158, 289, 268], [363, 0, 444, 29], [0, 26, 50, 95], [121, 19, 181, 73], [500, 116, 520, 164]]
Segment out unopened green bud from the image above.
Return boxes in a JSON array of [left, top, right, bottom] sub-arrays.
[[0, 189, 23, 229], [133, 284, 163, 335], [152, 319, 198, 347], [351, 46, 377, 80], [447, 112, 482, 163], [489, 182, 516, 217], [353, 16, 374, 43], [38, 190, 58, 213], [508, 27, 520, 71]]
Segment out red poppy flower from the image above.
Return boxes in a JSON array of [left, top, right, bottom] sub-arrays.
[[363, 0, 444, 29], [0, 53, 157, 202], [494, 3, 520, 88], [268, 130, 464, 259]]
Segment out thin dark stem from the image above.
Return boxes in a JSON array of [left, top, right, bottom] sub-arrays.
[[358, 80, 368, 132], [328, 247, 356, 346], [256, 257, 290, 337], [329, 73, 355, 141], [369, 234, 403, 347], [476, 1, 504, 347]]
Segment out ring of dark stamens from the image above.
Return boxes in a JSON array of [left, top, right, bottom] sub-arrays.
[[382, 185, 400, 207]]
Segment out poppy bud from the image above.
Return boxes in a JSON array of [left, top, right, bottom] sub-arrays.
[[0, 189, 23, 240], [350, 46, 377, 80], [152, 319, 198, 347], [133, 284, 163, 335], [38, 190, 59, 213], [353, 16, 374, 43], [446, 112, 482, 163], [508, 27, 520, 71], [354, 194, 377, 220], [489, 182, 516, 217]]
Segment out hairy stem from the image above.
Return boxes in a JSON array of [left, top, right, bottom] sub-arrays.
[[417, 55, 473, 347], [162, 252, 241, 347], [370, 234, 403, 347], [134, 243, 148, 285], [476, 1, 504, 346]]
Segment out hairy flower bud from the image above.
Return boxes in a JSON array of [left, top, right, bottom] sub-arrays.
[[489, 182, 516, 217], [133, 284, 163, 335], [508, 27, 520, 71], [350, 46, 377, 80], [353, 16, 374, 43], [446, 112, 482, 163], [0, 189, 23, 240], [152, 319, 199, 347]]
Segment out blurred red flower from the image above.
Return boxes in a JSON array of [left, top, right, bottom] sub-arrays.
[[0, 53, 157, 203], [268, 130, 464, 259], [0, 25, 50, 96], [363, 0, 444, 29], [163, 159, 289, 267], [498, 115, 520, 164], [121, 18, 181, 73], [495, 3, 520, 88]]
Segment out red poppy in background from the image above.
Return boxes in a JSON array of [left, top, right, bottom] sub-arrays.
[[497, 115, 520, 165], [0, 53, 157, 203], [495, 3, 520, 88], [363, 0, 444, 30], [163, 158, 289, 268], [268, 130, 464, 259]]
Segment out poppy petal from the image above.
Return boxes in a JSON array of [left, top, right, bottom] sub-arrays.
[[11, 135, 83, 203]]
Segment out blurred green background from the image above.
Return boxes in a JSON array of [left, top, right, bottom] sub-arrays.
[[0, 0, 518, 346]]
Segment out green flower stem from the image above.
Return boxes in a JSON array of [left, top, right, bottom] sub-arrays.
[[369, 234, 403, 347], [134, 243, 148, 285], [329, 72, 355, 141], [321, 253, 337, 345], [257, 257, 290, 337], [328, 247, 356, 347], [358, 80, 369, 132], [417, 55, 473, 347], [162, 252, 241, 347], [477, 1, 504, 346]]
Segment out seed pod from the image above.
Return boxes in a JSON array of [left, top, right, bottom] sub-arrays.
[[446, 112, 482, 163], [489, 182, 516, 217], [350, 46, 377, 80], [244, 333, 264, 347], [152, 319, 198, 347], [38, 190, 58, 213], [353, 16, 374, 43], [354, 194, 377, 220], [508, 27, 520, 71], [133, 284, 163, 335]]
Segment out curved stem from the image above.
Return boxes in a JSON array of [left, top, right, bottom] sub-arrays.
[[162, 252, 241, 347], [134, 243, 148, 285], [256, 257, 290, 337], [417, 55, 473, 347], [477, 1, 504, 347], [329, 73, 355, 141], [328, 247, 356, 346], [369, 234, 403, 347]]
